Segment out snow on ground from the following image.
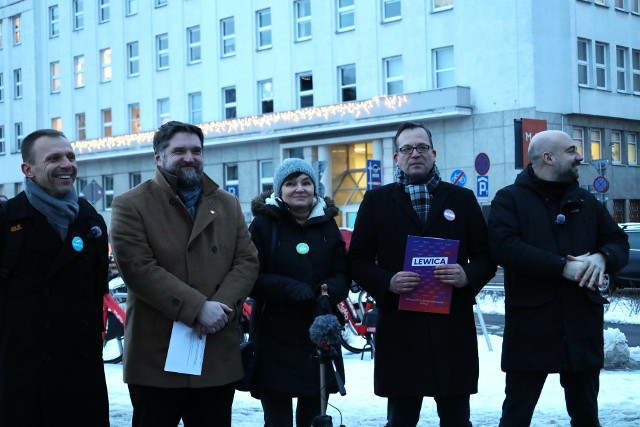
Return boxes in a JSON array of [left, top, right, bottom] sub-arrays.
[[106, 295, 640, 426]]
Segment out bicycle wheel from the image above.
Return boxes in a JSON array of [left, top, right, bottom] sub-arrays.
[[103, 312, 124, 364], [340, 327, 366, 354]]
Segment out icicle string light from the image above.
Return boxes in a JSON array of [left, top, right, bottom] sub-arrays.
[[72, 95, 409, 155]]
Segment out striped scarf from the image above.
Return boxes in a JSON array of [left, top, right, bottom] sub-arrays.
[[395, 165, 441, 223]]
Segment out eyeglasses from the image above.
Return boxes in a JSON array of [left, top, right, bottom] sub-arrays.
[[397, 144, 432, 155]]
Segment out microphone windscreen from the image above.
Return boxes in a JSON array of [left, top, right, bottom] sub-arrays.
[[309, 314, 342, 347]]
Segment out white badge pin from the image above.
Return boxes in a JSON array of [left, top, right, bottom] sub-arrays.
[[443, 209, 456, 221]]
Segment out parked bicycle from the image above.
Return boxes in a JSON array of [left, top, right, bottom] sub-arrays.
[[337, 282, 377, 358], [102, 275, 127, 364]]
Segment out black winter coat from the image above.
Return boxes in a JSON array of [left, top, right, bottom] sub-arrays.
[[0, 192, 110, 426], [488, 166, 629, 372], [348, 182, 496, 397], [248, 192, 349, 398]]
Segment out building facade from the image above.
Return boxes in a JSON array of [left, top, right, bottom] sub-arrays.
[[1, 0, 639, 228]]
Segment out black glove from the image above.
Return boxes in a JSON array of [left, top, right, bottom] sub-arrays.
[[291, 284, 315, 302]]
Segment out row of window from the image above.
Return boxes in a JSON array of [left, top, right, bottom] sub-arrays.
[[579, 0, 640, 13], [577, 39, 640, 94], [0, 47, 454, 141], [572, 127, 638, 165], [0, 0, 453, 51]]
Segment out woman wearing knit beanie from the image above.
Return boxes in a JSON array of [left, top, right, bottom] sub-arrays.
[[247, 158, 350, 426]]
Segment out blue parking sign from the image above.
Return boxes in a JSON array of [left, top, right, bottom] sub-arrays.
[[477, 176, 489, 198]]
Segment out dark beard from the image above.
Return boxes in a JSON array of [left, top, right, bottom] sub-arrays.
[[176, 166, 203, 187]]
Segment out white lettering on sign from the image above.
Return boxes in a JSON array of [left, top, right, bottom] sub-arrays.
[[411, 257, 448, 266]]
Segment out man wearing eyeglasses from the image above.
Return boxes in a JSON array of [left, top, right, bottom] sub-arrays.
[[349, 121, 496, 426]]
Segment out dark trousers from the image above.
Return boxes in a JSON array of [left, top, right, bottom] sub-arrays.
[[128, 383, 235, 427], [385, 395, 472, 427], [260, 394, 321, 427], [499, 370, 600, 427]]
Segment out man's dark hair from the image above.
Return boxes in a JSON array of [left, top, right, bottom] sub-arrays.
[[153, 121, 204, 155], [21, 129, 67, 164], [392, 122, 433, 151]]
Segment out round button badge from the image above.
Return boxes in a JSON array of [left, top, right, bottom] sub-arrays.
[[443, 209, 456, 221], [296, 243, 310, 255], [71, 236, 84, 252]]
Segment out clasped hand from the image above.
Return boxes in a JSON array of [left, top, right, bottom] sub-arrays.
[[390, 264, 468, 295], [562, 252, 606, 290], [194, 301, 233, 338]]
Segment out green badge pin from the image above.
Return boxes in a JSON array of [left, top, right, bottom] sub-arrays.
[[296, 242, 310, 255]]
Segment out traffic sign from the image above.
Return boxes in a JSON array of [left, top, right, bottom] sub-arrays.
[[477, 176, 489, 198], [225, 185, 239, 197], [366, 159, 382, 190], [475, 153, 490, 176], [450, 169, 466, 187], [82, 180, 104, 204], [593, 176, 609, 193]]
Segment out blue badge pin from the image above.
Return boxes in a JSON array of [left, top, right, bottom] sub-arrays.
[[296, 243, 310, 255], [71, 236, 84, 252]]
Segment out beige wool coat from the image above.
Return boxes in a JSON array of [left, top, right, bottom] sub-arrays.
[[110, 169, 259, 388]]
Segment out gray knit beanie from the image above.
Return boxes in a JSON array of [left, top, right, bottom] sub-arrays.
[[273, 158, 318, 198]]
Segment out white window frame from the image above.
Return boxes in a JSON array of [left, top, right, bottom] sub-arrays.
[[0, 21, 3, 49], [157, 98, 170, 126], [73, 0, 84, 31], [590, 129, 602, 161], [15, 122, 23, 153], [594, 0, 607, 5], [338, 64, 356, 102], [384, 56, 403, 95], [256, 9, 272, 50], [222, 86, 237, 119], [129, 103, 141, 133], [49, 5, 60, 38], [432, 0, 453, 12], [260, 160, 274, 192], [129, 172, 142, 189], [14, 69, 22, 99], [297, 72, 314, 108], [628, 133, 638, 165], [189, 92, 203, 124], [74, 55, 85, 88], [295, 0, 312, 41], [50, 61, 61, 93], [595, 42, 609, 90], [0, 73, 4, 102], [632, 49, 640, 95], [13, 15, 21, 45], [611, 131, 622, 163], [156, 34, 169, 70], [225, 163, 239, 190], [100, 48, 112, 82], [631, 0, 639, 13], [103, 175, 114, 210], [102, 108, 112, 137], [382, 0, 402, 22], [258, 79, 274, 114], [155, 0, 168, 7], [127, 41, 140, 77], [76, 113, 86, 140], [0, 125, 5, 155], [615, 0, 625, 8], [126, 0, 138, 16], [572, 128, 585, 157], [616, 46, 628, 93], [577, 38, 591, 87], [221, 17, 236, 57], [187, 26, 201, 64], [99, 0, 110, 24], [336, 0, 355, 32], [51, 117, 62, 131], [433, 46, 455, 89]]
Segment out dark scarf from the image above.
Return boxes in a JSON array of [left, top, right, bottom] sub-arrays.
[[395, 165, 441, 223], [24, 177, 79, 240], [158, 166, 202, 219]]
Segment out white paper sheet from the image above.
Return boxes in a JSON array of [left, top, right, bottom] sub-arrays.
[[164, 321, 206, 375]]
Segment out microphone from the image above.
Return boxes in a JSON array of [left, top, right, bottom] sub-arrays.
[[555, 214, 566, 225], [87, 226, 102, 239], [309, 314, 343, 347]]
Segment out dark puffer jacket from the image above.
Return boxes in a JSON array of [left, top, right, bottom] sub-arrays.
[[248, 191, 349, 398]]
